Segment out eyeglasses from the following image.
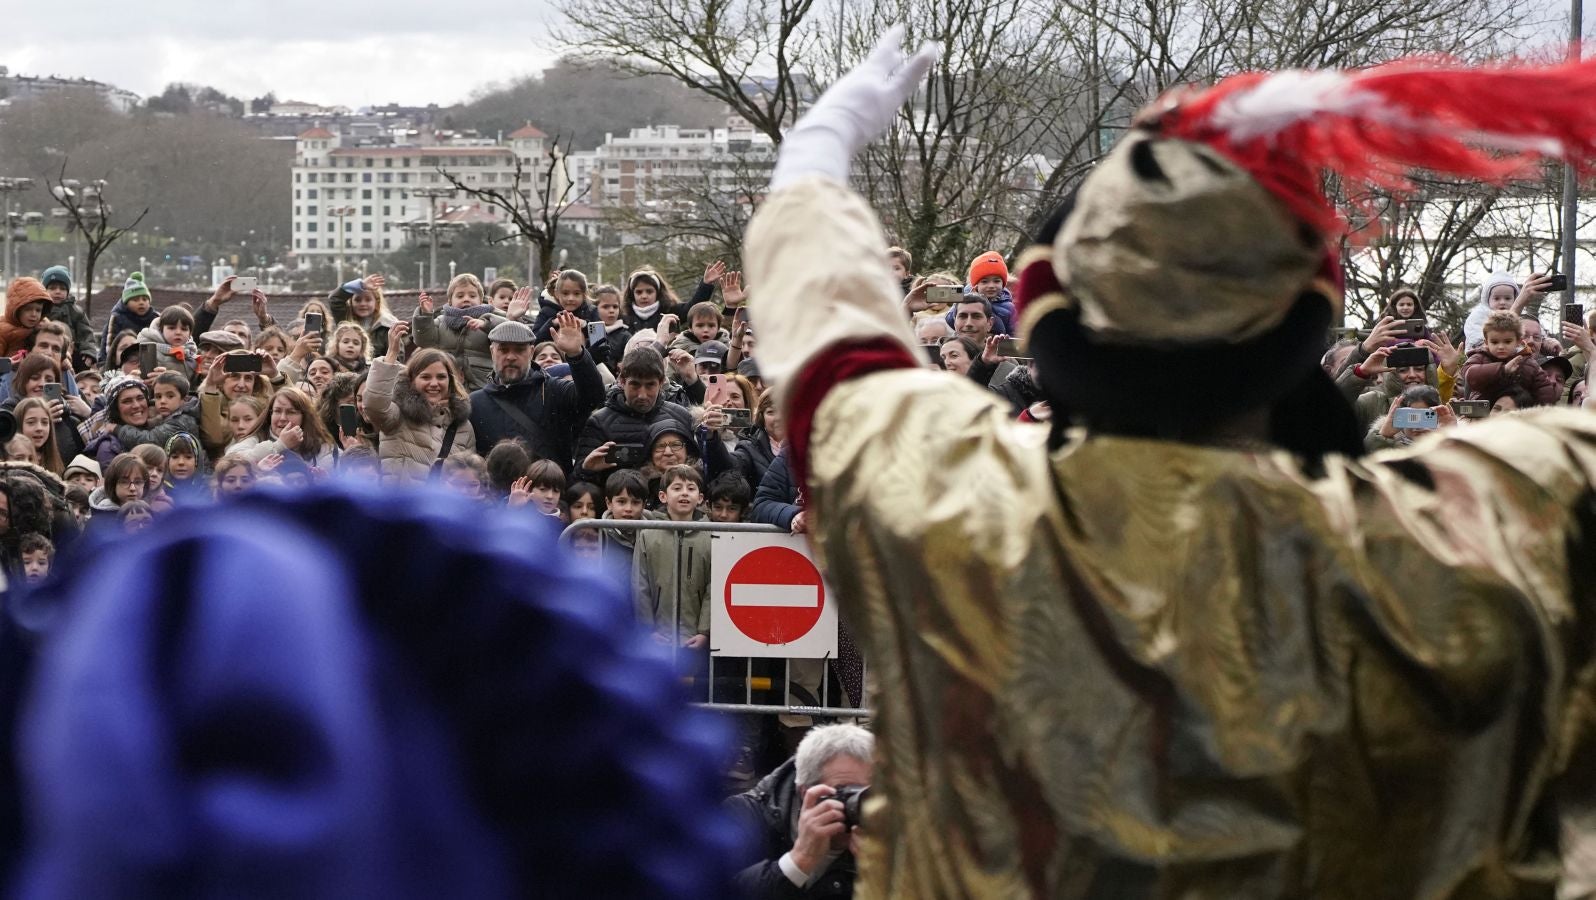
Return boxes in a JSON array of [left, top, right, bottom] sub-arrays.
[[655, 440, 687, 451]]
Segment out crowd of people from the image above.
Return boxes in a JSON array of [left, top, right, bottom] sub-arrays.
[[0, 255, 1591, 609]]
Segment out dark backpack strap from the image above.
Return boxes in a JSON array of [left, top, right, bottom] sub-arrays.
[[429, 420, 462, 479], [489, 391, 543, 441]]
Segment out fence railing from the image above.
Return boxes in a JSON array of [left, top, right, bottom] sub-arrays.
[[560, 517, 870, 719]]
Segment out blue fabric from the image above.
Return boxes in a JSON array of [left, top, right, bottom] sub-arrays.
[[750, 451, 800, 531], [4, 482, 747, 898]]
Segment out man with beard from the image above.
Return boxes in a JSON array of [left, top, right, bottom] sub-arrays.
[[468, 311, 604, 472], [575, 345, 697, 484]]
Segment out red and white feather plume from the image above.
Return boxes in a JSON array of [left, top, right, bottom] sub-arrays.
[[1143, 54, 1596, 234]]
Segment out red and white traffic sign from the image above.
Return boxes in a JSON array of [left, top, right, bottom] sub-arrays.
[[711, 533, 837, 658]]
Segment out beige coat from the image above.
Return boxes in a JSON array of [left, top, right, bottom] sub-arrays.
[[364, 358, 477, 485]]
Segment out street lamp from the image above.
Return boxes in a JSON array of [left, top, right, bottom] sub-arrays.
[[328, 206, 356, 283], [413, 187, 452, 292], [0, 177, 36, 286]]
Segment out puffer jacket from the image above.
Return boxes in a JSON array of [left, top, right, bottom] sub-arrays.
[[411, 308, 503, 392], [733, 428, 777, 490], [45, 296, 97, 360], [526, 293, 600, 343], [114, 397, 200, 454], [98, 299, 159, 367], [574, 385, 695, 483], [0, 294, 46, 357], [364, 358, 477, 485]]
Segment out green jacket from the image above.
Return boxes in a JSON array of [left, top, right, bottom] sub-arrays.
[[630, 520, 711, 642]]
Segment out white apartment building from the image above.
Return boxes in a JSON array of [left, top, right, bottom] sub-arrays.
[[586, 125, 775, 208], [0, 67, 140, 112], [288, 124, 562, 265]]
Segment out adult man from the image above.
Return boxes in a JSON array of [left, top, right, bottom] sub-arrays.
[[469, 311, 604, 471], [951, 295, 1015, 387], [575, 346, 696, 483], [747, 29, 1596, 897], [38, 265, 95, 363], [727, 724, 873, 899]]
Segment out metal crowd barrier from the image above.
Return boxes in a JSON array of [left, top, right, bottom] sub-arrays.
[[560, 517, 871, 719]]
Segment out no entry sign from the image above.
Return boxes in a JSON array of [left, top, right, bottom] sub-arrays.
[[711, 533, 837, 658]]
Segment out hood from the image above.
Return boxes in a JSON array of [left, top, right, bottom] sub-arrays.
[[86, 485, 120, 511], [137, 326, 165, 344], [163, 431, 210, 476], [1475, 272, 1519, 311], [647, 416, 692, 450], [5, 279, 51, 327], [1003, 363, 1043, 403], [394, 372, 470, 427]]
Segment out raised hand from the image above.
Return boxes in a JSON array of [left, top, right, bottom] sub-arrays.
[[703, 260, 727, 285], [258, 453, 284, 473], [508, 286, 534, 321], [722, 271, 746, 306], [770, 26, 940, 190], [552, 311, 586, 357], [508, 476, 533, 507], [386, 321, 411, 362], [418, 292, 434, 315], [365, 273, 386, 291], [252, 292, 271, 324], [1416, 333, 1459, 373], [667, 347, 698, 383]]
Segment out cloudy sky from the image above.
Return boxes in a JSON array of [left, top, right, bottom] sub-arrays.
[[6, 0, 565, 108]]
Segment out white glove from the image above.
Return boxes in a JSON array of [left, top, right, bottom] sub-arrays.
[[769, 25, 940, 191]]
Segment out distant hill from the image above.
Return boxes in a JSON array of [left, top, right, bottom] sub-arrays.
[[443, 57, 726, 150]]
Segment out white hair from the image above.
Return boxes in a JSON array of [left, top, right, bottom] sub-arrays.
[[794, 724, 874, 788], [915, 317, 953, 342]]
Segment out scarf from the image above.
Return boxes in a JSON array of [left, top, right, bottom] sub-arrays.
[[631, 301, 660, 321], [441, 304, 495, 332]]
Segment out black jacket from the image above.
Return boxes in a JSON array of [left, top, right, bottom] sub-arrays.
[[528, 295, 600, 343], [45, 299, 96, 360], [734, 428, 777, 490], [751, 451, 800, 531], [468, 349, 605, 471], [574, 386, 696, 482], [724, 758, 855, 899]]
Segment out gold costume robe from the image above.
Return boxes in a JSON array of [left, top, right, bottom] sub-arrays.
[[745, 178, 1596, 898]]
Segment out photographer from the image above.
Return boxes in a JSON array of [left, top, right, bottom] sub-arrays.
[[726, 724, 873, 899]]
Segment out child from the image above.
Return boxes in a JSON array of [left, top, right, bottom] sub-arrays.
[[631, 464, 710, 648], [336, 445, 382, 481], [706, 472, 751, 523], [440, 453, 489, 502], [63, 485, 91, 529], [951, 251, 1016, 335], [89, 452, 149, 518], [1461, 311, 1558, 405], [112, 373, 200, 466], [140, 305, 198, 377], [328, 322, 371, 374], [411, 273, 503, 392], [530, 269, 600, 341], [131, 444, 174, 514], [62, 455, 102, 494], [119, 500, 155, 533], [510, 459, 566, 515], [76, 369, 103, 407], [599, 468, 655, 572], [590, 284, 633, 371], [225, 395, 266, 455], [622, 268, 682, 334], [484, 439, 533, 499], [163, 432, 210, 504], [19, 532, 53, 584], [487, 277, 519, 313], [0, 278, 51, 356], [328, 273, 400, 359], [887, 246, 916, 296], [669, 301, 731, 357], [212, 455, 257, 498], [101, 272, 159, 366]]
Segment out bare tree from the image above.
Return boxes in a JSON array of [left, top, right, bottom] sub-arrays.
[[47, 162, 148, 317], [435, 139, 590, 282]]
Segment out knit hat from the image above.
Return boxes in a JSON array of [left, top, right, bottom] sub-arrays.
[[6, 277, 50, 311], [487, 320, 536, 344], [1478, 272, 1520, 307], [101, 374, 151, 410], [63, 455, 102, 481], [121, 272, 152, 304], [39, 266, 72, 291], [967, 251, 1009, 287]]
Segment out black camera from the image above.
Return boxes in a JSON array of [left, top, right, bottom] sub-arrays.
[[0, 409, 17, 446], [828, 784, 871, 828]]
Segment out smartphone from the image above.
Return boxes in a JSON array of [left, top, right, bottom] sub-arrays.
[[585, 321, 606, 346], [138, 342, 159, 376], [922, 344, 943, 365], [41, 383, 63, 402], [1385, 346, 1430, 369], [1565, 303, 1586, 324], [1393, 318, 1427, 338], [703, 373, 732, 407], [338, 403, 360, 437], [724, 408, 752, 428], [1391, 407, 1439, 431], [995, 338, 1029, 359], [223, 353, 263, 373], [926, 285, 962, 304], [1450, 399, 1491, 419], [304, 312, 325, 335], [732, 306, 749, 327], [231, 275, 258, 294], [1548, 273, 1569, 293], [605, 443, 647, 467]]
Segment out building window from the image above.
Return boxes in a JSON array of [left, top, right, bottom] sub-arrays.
[[362, 189, 372, 199], [308, 206, 318, 216], [385, 158, 393, 168], [362, 238, 372, 248], [383, 239, 391, 249], [307, 173, 317, 183], [295, 238, 302, 249], [362, 173, 372, 183], [346, 239, 354, 249], [383, 205, 391, 215], [404, 158, 412, 167], [401, 173, 411, 183], [294, 190, 301, 199], [308, 222, 317, 232], [365, 158, 374, 168], [308, 238, 317, 249], [294, 173, 301, 183], [361, 206, 371, 215], [343, 173, 354, 183], [381, 173, 392, 183], [308, 189, 318, 199], [361, 222, 372, 232], [295, 206, 301, 215]]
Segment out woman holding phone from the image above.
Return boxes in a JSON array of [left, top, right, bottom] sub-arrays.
[[364, 321, 477, 485]]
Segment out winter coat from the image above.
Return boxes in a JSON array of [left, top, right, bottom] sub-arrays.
[[733, 428, 778, 491], [411, 309, 503, 392], [0, 298, 45, 357], [527, 293, 600, 343], [45, 297, 96, 360], [751, 451, 801, 531], [631, 516, 712, 642], [364, 358, 477, 485], [468, 349, 605, 471], [942, 286, 1016, 336], [591, 322, 633, 372], [113, 398, 201, 456], [86, 485, 123, 519], [670, 327, 732, 358], [198, 378, 275, 460], [136, 327, 198, 378], [1, 394, 86, 465], [99, 299, 159, 366], [574, 386, 696, 482], [725, 757, 856, 899], [327, 283, 400, 360], [1460, 347, 1559, 405]]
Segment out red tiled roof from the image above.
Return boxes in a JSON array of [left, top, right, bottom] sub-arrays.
[[509, 124, 547, 139], [297, 127, 334, 139], [328, 146, 513, 157]]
